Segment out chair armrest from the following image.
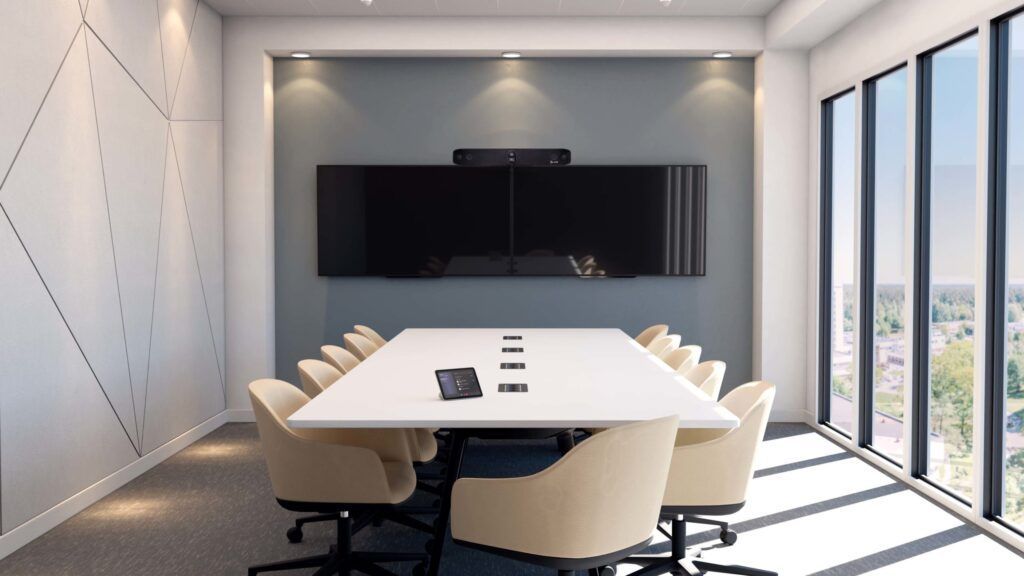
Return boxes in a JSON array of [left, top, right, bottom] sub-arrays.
[[262, 431, 398, 504]]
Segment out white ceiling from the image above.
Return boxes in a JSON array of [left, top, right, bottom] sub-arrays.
[[205, 0, 784, 17]]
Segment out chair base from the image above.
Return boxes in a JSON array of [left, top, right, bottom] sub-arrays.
[[622, 518, 775, 576], [285, 503, 437, 543], [254, 514, 427, 576]]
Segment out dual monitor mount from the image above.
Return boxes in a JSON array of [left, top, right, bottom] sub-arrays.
[[451, 149, 572, 273]]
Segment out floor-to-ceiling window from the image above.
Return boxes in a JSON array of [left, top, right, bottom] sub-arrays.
[[916, 34, 979, 501], [990, 9, 1024, 531], [862, 67, 909, 464], [821, 90, 857, 435]]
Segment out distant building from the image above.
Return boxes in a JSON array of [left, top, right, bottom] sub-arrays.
[[833, 284, 847, 353]]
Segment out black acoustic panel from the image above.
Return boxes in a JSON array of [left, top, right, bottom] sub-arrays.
[[501, 347, 524, 353], [500, 362, 526, 370], [498, 383, 528, 392], [502, 335, 522, 340]]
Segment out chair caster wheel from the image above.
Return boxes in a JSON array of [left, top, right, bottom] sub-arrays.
[[720, 529, 738, 545], [286, 526, 303, 543], [598, 566, 617, 576]]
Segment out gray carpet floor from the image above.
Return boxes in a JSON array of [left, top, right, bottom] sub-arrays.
[[0, 423, 1019, 575]]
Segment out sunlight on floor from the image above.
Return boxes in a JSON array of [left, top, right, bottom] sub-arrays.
[[619, 430, 1024, 575]]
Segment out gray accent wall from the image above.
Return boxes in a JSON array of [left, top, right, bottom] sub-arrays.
[[274, 57, 754, 389]]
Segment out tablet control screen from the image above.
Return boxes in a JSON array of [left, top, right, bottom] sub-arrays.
[[436, 367, 483, 400]]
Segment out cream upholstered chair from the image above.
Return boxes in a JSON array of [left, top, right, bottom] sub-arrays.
[[247, 379, 427, 575], [354, 324, 388, 348], [321, 345, 360, 375], [344, 332, 378, 361], [451, 415, 680, 576], [662, 345, 702, 373], [683, 360, 727, 401], [634, 324, 669, 348], [297, 359, 341, 398], [624, 381, 777, 576], [646, 334, 681, 357]]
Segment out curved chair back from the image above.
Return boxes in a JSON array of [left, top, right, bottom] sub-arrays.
[[646, 334, 681, 357], [683, 360, 726, 400], [663, 381, 775, 510], [663, 345, 702, 373], [344, 333, 378, 361], [297, 359, 342, 398], [354, 325, 388, 348], [321, 345, 360, 375], [249, 379, 406, 504], [451, 414, 680, 560], [634, 324, 669, 347]]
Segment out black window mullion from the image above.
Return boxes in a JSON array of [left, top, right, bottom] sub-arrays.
[[985, 16, 1010, 524], [820, 100, 835, 426], [912, 52, 933, 480], [860, 82, 877, 448]]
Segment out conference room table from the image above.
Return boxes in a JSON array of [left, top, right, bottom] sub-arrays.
[[289, 328, 739, 576]]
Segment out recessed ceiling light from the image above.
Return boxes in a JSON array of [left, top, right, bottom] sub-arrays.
[[360, 0, 373, 6], [660, 0, 672, 6], [291, 51, 311, 59], [712, 51, 733, 59], [501, 51, 522, 59]]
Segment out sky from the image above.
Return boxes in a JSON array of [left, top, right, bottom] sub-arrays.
[[830, 35, 987, 286]]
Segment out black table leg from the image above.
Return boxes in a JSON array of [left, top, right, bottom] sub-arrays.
[[426, 430, 467, 576]]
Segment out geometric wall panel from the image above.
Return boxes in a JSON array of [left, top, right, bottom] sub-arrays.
[[171, 1, 221, 120], [159, 0, 200, 114], [85, 0, 168, 114], [0, 32, 138, 452], [141, 138, 224, 454], [0, 215, 138, 533], [0, 0, 81, 181], [171, 121, 225, 385], [88, 29, 170, 437]]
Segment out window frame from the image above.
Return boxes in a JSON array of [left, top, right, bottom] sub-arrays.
[[911, 30, 980, 507], [860, 64, 909, 467], [985, 6, 1024, 537], [819, 87, 856, 439]]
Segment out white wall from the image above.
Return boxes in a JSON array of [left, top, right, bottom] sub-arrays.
[[0, 0, 224, 556], [754, 49, 811, 422]]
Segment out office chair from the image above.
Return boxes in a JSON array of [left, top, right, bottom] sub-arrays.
[[634, 324, 669, 348], [344, 332, 378, 361], [297, 359, 341, 397], [647, 334, 681, 357], [301, 356, 441, 494], [662, 345, 702, 374], [682, 361, 726, 401], [451, 415, 680, 576], [354, 324, 388, 348], [320, 344, 360, 375], [624, 381, 777, 576], [247, 379, 429, 575]]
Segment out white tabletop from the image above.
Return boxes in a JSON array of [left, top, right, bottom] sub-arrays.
[[288, 328, 738, 430]]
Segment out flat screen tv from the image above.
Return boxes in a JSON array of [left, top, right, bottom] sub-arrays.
[[317, 165, 706, 277]]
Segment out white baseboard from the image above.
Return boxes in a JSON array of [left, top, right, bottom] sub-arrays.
[[0, 411, 229, 561], [225, 408, 254, 422]]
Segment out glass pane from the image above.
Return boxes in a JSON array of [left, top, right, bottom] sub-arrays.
[[830, 92, 856, 434], [871, 69, 908, 463], [926, 36, 978, 499], [1003, 15, 1024, 526]]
